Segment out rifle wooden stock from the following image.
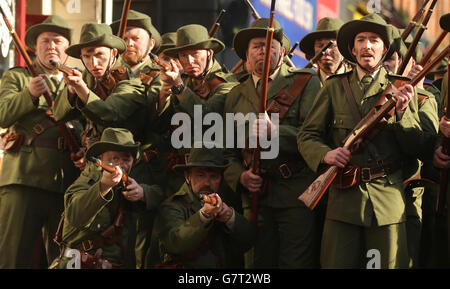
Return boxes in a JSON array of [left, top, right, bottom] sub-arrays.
[[298, 46, 449, 210], [244, 0, 261, 20], [88, 156, 129, 186], [149, 53, 172, 71], [437, 47, 450, 214], [230, 60, 244, 74], [304, 40, 334, 69], [208, 9, 226, 38], [397, 0, 437, 75], [0, 7, 82, 159], [117, 0, 132, 39], [401, 0, 431, 41], [420, 31, 447, 67]]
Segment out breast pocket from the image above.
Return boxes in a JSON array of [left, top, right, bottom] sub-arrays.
[[332, 113, 356, 146]]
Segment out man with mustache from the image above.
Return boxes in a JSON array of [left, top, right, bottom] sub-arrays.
[[152, 145, 253, 268], [223, 18, 322, 268], [0, 16, 82, 268], [298, 14, 424, 268], [49, 128, 144, 269], [300, 17, 350, 86]]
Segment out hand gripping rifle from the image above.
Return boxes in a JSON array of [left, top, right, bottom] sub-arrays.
[[116, 0, 132, 39], [249, 0, 276, 228], [199, 193, 218, 206], [397, 0, 438, 76], [401, 0, 431, 41], [298, 45, 450, 210], [0, 6, 83, 161], [437, 48, 450, 215], [304, 40, 334, 69]]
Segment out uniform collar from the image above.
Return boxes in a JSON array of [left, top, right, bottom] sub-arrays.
[[251, 65, 281, 88]]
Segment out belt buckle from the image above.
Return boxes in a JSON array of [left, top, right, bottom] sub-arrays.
[[278, 163, 292, 179], [81, 240, 94, 252], [361, 167, 371, 182], [32, 124, 45, 135], [57, 137, 65, 151]]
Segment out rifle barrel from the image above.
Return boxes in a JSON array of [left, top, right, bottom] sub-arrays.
[[420, 31, 447, 67], [117, 0, 132, 39], [305, 40, 334, 69], [401, 0, 431, 41], [149, 53, 172, 71]]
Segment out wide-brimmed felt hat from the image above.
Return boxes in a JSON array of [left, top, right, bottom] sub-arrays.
[[65, 23, 126, 58], [86, 127, 140, 159], [337, 13, 393, 63], [173, 143, 229, 173], [25, 15, 73, 50], [110, 10, 162, 52], [156, 32, 177, 55], [385, 25, 407, 60], [440, 13, 450, 32], [233, 18, 285, 60], [163, 24, 225, 58], [300, 17, 344, 60]]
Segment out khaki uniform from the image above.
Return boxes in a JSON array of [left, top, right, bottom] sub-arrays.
[[298, 68, 423, 268], [224, 63, 322, 268], [0, 62, 81, 268]]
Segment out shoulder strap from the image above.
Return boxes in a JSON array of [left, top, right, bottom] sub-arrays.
[[266, 73, 312, 122]]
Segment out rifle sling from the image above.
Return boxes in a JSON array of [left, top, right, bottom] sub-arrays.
[[266, 73, 312, 121], [340, 76, 381, 162]]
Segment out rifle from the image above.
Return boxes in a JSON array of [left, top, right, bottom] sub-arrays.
[[298, 45, 450, 210], [49, 60, 78, 75], [249, 0, 276, 228], [419, 31, 447, 67], [199, 193, 218, 206], [304, 40, 334, 69], [397, 0, 438, 75], [437, 47, 450, 214], [288, 41, 299, 59], [0, 7, 83, 161], [116, 0, 132, 39], [88, 156, 129, 188], [401, 0, 431, 41], [208, 9, 226, 38], [244, 0, 261, 20], [149, 53, 172, 71]]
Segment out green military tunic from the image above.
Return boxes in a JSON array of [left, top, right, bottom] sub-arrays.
[[298, 67, 423, 268], [0, 61, 81, 268], [223, 63, 322, 268], [154, 183, 253, 269]]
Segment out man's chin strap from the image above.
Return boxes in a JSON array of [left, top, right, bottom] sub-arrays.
[[196, 50, 214, 80]]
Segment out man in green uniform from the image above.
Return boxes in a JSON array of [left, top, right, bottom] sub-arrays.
[[110, 10, 166, 269], [299, 17, 349, 85], [223, 18, 322, 268], [0, 15, 80, 268], [153, 144, 253, 269], [298, 14, 423, 269], [155, 24, 239, 197], [50, 127, 148, 269], [431, 12, 450, 268], [383, 25, 439, 268]]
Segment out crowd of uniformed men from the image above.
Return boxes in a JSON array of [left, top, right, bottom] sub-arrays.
[[0, 7, 449, 269]]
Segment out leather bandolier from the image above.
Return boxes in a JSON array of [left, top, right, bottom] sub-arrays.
[[81, 66, 129, 148], [53, 186, 128, 269]]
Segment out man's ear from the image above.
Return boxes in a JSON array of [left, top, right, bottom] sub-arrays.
[[184, 170, 190, 184]]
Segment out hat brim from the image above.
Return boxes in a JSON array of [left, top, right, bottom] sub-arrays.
[[110, 20, 162, 52], [440, 14, 450, 32], [173, 160, 230, 173], [86, 141, 140, 159], [337, 20, 391, 63], [25, 24, 72, 50], [233, 28, 284, 60], [163, 38, 225, 58], [299, 30, 338, 60], [65, 34, 126, 58]]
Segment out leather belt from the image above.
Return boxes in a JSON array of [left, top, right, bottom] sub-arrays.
[[360, 160, 402, 182], [31, 136, 66, 151], [272, 159, 304, 179]]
